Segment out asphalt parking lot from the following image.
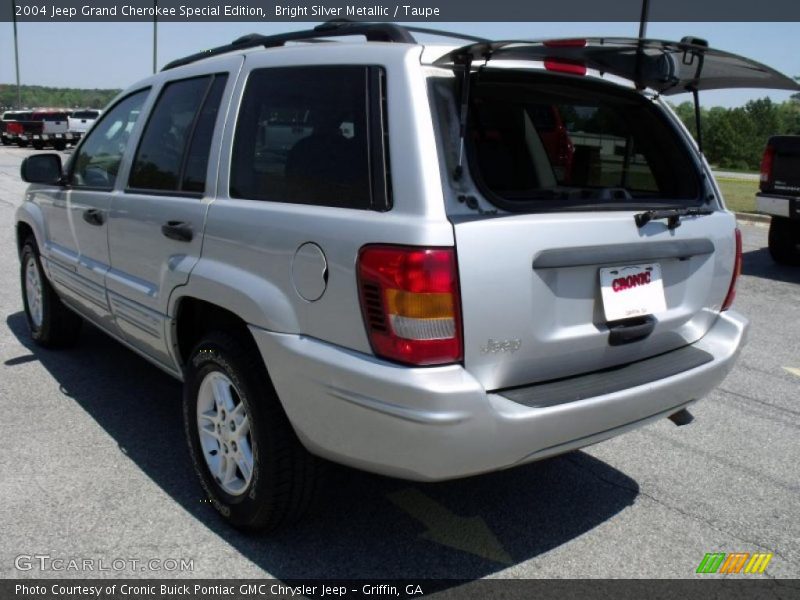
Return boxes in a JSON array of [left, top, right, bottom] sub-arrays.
[[0, 144, 798, 581]]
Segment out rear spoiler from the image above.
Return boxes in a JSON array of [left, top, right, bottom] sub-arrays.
[[434, 37, 800, 95]]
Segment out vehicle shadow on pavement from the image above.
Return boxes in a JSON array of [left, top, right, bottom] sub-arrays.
[[6, 311, 639, 580], [742, 248, 800, 285]]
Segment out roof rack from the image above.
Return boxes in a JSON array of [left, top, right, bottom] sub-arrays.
[[403, 26, 488, 43], [162, 20, 489, 71]]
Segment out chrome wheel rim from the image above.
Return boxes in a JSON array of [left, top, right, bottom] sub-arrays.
[[25, 255, 43, 329], [196, 371, 253, 496]]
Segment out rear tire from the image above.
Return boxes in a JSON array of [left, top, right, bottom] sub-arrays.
[[768, 217, 800, 265], [32, 141, 43, 150], [20, 237, 82, 347], [54, 141, 66, 151], [17, 140, 29, 148], [184, 330, 319, 531]]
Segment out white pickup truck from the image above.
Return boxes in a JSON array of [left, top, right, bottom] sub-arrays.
[[68, 109, 101, 140]]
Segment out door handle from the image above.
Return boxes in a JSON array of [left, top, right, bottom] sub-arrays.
[[161, 221, 193, 242], [607, 315, 656, 346], [82, 208, 105, 226]]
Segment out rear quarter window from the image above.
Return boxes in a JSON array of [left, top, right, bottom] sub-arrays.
[[230, 65, 390, 211]]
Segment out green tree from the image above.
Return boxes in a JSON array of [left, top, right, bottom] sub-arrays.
[[742, 98, 781, 166], [673, 101, 699, 138], [0, 83, 120, 111], [704, 107, 750, 168]]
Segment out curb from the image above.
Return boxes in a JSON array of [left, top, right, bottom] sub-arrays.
[[735, 212, 771, 225]]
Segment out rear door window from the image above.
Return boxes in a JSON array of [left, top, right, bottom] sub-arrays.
[[129, 73, 227, 194], [230, 65, 390, 210], [181, 76, 228, 193], [464, 72, 701, 211]]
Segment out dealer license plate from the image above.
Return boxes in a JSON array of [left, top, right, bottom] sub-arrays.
[[599, 263, 666, 322]]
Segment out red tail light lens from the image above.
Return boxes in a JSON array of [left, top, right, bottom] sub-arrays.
[[759, 144, 775, 191], [722, 228, 742, 311], [357, 245, 463, 366]]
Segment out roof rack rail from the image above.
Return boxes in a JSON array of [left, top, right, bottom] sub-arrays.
[[162, 20, 492, 72], [403, 26, 488, 43], [162, 21, 415, 71]]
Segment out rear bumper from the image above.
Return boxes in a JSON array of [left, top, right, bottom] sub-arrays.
[[251, 311, 748, 481], [30, 133, 72, 141], [757, 193, 798, 219]]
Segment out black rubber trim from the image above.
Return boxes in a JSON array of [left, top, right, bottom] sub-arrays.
[[532, 239, 714, 269], [497, 345, 714, 409]]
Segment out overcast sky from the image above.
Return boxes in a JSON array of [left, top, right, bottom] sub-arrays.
[[1, 21, 798, 107]]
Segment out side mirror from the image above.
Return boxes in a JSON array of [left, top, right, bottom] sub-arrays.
[[20, 154, 64, 185]]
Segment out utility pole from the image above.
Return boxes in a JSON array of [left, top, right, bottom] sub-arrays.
[[638, 0, 650, 39], [12, 0, 22, 107], [153, 0, 158, 73]]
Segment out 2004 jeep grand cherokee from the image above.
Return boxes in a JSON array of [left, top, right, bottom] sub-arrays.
[[16, 22, 799, 531]]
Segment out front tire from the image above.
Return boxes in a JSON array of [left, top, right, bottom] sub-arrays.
[[184, 331, 319, 531], [20, 237, 82, 347], [32, 141, 43, 150], [768, 217, 800, 265]]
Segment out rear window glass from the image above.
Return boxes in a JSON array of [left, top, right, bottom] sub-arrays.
[[461, 73, 701, 211], [71, 110, 100, 119], [230, 66, 375, 210]]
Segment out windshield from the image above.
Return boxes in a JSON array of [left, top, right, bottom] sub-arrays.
[[460, 72, 702, 211]]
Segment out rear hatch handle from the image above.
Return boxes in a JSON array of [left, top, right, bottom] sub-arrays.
[[634, 207, 714, 230], [608, 315, 656, 346]]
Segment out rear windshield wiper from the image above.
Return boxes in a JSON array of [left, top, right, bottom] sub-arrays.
[[634, 207, 714, 230]]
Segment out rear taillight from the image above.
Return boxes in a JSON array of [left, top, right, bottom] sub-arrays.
[[357, 245, 463, 366], [759, 144, 775, 191], [722, 228, 742, 311]]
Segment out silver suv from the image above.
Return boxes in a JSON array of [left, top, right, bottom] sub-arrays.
[[15, 23, 800, 531]]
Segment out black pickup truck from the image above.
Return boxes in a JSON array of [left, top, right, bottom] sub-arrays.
[[757, 136, 800, 265]]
